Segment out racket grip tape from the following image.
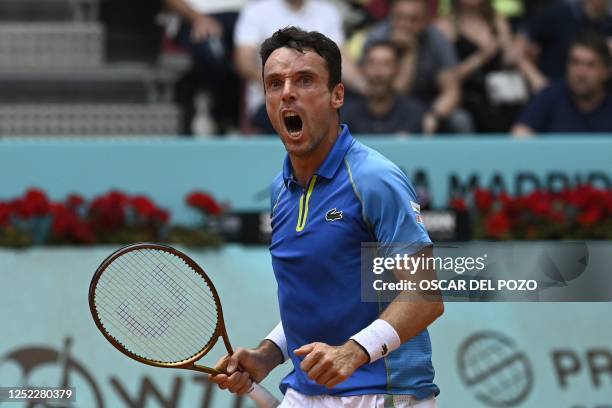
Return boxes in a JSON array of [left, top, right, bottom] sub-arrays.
[[249, 384, 280, 408]]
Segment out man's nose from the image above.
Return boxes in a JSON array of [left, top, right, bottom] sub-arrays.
[[281, 80, 296, 102]]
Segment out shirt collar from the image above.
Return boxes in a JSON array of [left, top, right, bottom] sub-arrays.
[[282, 124, 354, 187]]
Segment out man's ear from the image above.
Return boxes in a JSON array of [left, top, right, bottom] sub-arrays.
[[331, 83, 345, 110]]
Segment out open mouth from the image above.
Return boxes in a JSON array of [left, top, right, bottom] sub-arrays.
[[283, 111, 303, 136]]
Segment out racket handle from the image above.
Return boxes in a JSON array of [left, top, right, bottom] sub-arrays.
[[249, 383, 280, 408]]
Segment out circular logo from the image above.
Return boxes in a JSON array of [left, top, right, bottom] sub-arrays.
[[457, 331, 533, 407], [0, 338, 104, 407]]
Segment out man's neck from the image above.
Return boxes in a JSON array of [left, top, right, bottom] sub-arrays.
[[368, 93, 396, 118], [574, 89, 607, 112], [290, 126, 341, 187]]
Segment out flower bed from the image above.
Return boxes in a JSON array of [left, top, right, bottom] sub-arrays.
[[0, 189, 225, 247], [451, 185, 612, 240]]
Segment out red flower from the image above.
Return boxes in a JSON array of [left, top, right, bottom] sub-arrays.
[[52, 211, 76, 236], [71, 220, 95, 244], [485, 211, 511, 238], [24, 188, 51, 216], [498, 192, 513, 206], [578, 207, 602, 227], [549, 211, 566, 224], [52, 208, 95, 244], [66, 193, 85, 210], [152, 208, 170, 224], [186, 191, 223, 215], [0, 202, 10, 226], [450, 197, 467, 212], [89, 192, 127, 232], [131, 195, 156, 218], [10, 199, 34, 219], [474, 188, 494, 212]]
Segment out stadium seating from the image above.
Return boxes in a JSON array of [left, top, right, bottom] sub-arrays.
[[0, 0, 182, 136]]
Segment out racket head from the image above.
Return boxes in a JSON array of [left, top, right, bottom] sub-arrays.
[[89, 242, 228, 370]]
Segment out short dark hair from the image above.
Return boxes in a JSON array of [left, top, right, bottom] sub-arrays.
[[259, 26, 342, 90], [362, 40, 401, 64], [570, 30, 612, 68]]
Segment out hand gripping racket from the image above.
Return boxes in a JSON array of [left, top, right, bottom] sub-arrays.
[[88, 242, 280, 408]]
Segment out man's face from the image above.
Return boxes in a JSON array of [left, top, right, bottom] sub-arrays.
[[567, 45, 610, 98], [263, 47, 344, 157], [392, 0, 428, 37], [362, 46, 398, 97]]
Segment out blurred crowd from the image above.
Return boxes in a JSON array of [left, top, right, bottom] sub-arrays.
[[162, 0, 612, 136]]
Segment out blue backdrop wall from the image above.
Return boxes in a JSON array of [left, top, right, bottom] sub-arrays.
[[2, 136, 611, 222]]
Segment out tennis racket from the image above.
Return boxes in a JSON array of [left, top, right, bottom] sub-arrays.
[[88, 242, 280, 408]]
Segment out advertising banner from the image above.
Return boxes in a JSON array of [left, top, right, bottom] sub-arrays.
[[1, 246, 610, 407]]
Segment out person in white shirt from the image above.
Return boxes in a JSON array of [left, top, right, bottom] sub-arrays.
[[234, 0, 367, 133], [165, 0, 247, 134]]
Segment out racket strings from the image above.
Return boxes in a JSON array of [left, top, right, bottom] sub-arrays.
[[96, 279, 210, 363], [95, 285, 189, 362], [130, 250, 219, 325], [141, 250, 219, 323], [101, 251, 218, 345], [94, 249, 221, 364], [96, 254, 216, 362], [96, 271, 210, 362]]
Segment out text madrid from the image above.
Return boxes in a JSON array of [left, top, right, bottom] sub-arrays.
[[373, 279, 538, 291]]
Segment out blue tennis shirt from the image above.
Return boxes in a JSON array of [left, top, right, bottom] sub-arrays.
[[269, 125, 439, 398]]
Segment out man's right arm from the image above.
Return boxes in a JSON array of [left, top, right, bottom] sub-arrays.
[[207, 324, 285, 394]]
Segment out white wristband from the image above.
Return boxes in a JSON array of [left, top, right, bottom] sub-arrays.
[[350, 319, 401, 363], [264, 322, 289, 363]]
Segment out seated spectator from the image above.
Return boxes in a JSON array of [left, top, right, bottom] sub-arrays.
[[364, 0, 474, 134], [517, 0, 612, 91], [234, 0, 366, 134], [165, 0, 246, 135], [436, 0, 536, 133], [512, 31, 612, 136], [342, 41, 425, 134]]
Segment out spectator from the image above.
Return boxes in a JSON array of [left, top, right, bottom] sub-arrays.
[[518, 0, 612, 91], [364, 0, 473, 134], [342, 41, 425, 134], [234, 0, 367, 134], [512, 31, 612, 135], [436, 0, 536, 132], [165, 0, 246, 134]]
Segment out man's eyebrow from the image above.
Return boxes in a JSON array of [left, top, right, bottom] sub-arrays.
[[295, 69, 317, 76], [264, 69, 318, 80]]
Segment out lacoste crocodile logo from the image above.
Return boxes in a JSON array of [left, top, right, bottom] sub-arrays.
[[325, 208, 343, 222]]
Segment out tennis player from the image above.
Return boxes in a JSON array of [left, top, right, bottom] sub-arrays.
[[209, 27, 444, 407]]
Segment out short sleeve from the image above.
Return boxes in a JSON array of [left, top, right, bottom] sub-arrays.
[[234, 3, 260, 46], [359, 164, 431, 248], [516, 86, 555, 132]]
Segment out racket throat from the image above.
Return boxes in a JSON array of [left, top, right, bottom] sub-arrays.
[[192, 364, 224, 376]]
